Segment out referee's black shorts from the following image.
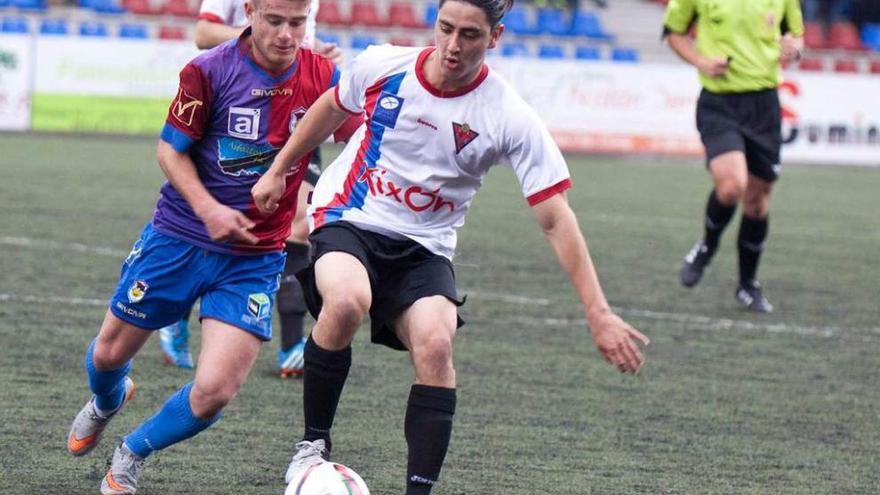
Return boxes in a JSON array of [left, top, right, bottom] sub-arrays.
[[696, 88, 782, 182], [296, 221, 465, 351]]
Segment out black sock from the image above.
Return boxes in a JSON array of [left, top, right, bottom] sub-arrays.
[[404, 385, 456, 495], [278, 242, 310, 349], [302, 335, 351, 452], [737, 215, 768, 286], [703, 189, 737, 254]]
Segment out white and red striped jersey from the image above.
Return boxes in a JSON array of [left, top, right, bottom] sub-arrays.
[[309, 45, 572, 260], [197, 0, 319, 48]]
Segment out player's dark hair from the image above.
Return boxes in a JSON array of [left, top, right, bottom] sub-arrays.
[[439, 0, 514, 27]]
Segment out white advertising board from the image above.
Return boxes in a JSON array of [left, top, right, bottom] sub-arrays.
[[492, 58, 880, 166], [34, 37, 199, 98], [0, 35, 33, 131]]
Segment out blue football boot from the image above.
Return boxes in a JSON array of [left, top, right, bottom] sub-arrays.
[[159, 319, 194, 369], [277, 337, 307, 378]]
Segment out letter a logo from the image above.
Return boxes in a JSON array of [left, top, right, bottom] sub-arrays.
[[452, 122, 478, 154]]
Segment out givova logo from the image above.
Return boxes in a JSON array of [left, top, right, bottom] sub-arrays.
[[247, 293, 271, 321]]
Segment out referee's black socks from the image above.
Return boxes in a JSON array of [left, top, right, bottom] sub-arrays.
[[738, 215, 768, 286], [302, 335, 351, 452], [405, 385, 456, 495], [704, 189, 737, 253]]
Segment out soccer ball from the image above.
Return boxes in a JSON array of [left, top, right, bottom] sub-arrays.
[[284, 462, 371, 495]]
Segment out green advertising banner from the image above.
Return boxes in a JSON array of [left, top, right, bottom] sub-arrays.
[[31, 94, 169, 135]]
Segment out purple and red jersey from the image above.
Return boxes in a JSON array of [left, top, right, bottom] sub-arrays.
[[154, 28, 340, 254]]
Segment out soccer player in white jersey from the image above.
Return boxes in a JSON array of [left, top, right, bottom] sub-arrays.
[[158, 0, 347, 375], [253, 0, 650, 492]]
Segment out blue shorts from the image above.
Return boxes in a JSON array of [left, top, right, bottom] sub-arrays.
[[109, 223, 285, 341]]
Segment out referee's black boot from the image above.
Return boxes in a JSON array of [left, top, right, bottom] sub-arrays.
[[680, 241, 714, 287], [735, 280, 774, 313]]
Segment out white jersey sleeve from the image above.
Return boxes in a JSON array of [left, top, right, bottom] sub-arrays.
[[333, 45, 392, 114], [501, 96, 571, 205], [198, 0, 245, 25]]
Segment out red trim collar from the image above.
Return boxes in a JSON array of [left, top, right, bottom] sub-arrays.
[[415, 47, 489, 98]]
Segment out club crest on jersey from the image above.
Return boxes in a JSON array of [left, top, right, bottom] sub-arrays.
[[172, 88, 203, 127], [289, 106, 307, 133], [452, 122, 479, 154], [127, 280, 149, 303], [373, 92, 404, 129], [228, 107, 261, 140]]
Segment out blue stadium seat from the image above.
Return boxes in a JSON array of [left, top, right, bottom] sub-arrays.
[[1, 16, 29, 33], [0, 0, 10, 8], [350, 34, 378, 50], [569, 11, 613, 41], [40, 18, 69, 35], [93, 0, 127, 13], [501, 41, 529, 57], [536, 8, 569, 36], [862, 23, 880, 52], [11, 0, 46, 11], [316, 32, 341, 47], [119, 23, 148, 38], [502, 7, 537, 35], [611, 47, 639, 62], [538, 43, 565, 59], [424, 3, 438, 26], [575, 45, 601, 60], [79, 21, 109, 37]]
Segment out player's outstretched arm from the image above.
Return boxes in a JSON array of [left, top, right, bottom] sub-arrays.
[[530, 193, 649, 374], [252, 89, 351, 214], [157, 140, 257, 244], [194, 20, 244, 50]]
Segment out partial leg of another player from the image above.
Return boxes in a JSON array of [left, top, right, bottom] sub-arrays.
[[394, 296, 458, 495], [735, 174, 774, 313], [285, 252, 370, 483], [277, 183, 315, 377], [102, 318, 262, 494], [158, 306, 194, 369], [680, 150, 747, 287]]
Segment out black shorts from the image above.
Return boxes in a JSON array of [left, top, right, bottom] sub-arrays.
[[696, 88, 782, 182], [305, 146, 322, 186], [296, 221, 465, 351]]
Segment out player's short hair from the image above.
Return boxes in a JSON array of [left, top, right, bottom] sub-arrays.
[[439, 0, 514, 27]]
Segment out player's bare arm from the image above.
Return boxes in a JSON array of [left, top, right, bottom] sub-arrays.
[[194, 19, 245, 49], [156, 140, 258, 244], [312, 37, 343, 65], [530, 193, 649, 374], [666, 33, 729, 78], [251, 89, 349, 213]]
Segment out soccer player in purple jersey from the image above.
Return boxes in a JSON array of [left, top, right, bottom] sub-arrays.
[[64, 0, 342, 492]]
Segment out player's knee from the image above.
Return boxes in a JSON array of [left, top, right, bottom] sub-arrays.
[[322, 292, 369, 331], [742, 197, 769, 218], [190, 381, 237, 419], [92, 337, 131, 370], [411, 332, 455, 381], [716, 181, 745, 205]]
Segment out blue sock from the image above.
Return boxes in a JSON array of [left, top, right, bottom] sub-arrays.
[[124, 382, 220, 458], [85, 338, 131, 412]]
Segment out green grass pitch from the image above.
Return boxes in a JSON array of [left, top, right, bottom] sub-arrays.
[[0, 133, 878, 494]]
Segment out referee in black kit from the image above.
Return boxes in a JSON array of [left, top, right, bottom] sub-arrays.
[[663, 0, 804, 313]]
